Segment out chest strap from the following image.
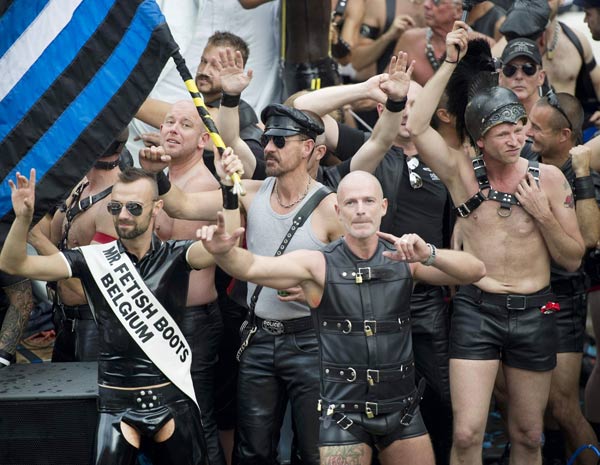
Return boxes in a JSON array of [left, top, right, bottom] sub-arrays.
[[454, 158, 540, 218]]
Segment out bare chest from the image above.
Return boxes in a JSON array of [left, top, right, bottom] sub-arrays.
[[544, 39, 582, 94]]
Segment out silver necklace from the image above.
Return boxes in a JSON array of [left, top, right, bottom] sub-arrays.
[[425, 27, 442, 71], [547, 21, 559, 60], [275, 177, 311, 209]]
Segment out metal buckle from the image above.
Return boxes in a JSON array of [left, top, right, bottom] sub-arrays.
[[399, 409, 415, 426], [78, 196, 92, 211], [336, 415, 354, 430], [367, 369, 379, 385], [364, 320, 376, 336], [342, 319, 352, 334], [345, 367, 357, 382], [262, 319, 285, 335], [506, 295, 526, 310], [456, 203, 471, 218], [365, 401, 378, 418], [357, 267, 372, 281]]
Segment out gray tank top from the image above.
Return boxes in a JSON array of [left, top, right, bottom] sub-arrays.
[[246, 177, 328, 320]]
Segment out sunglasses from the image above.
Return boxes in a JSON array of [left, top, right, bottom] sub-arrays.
[[106, 201, 150, 217], [502, 63, 538, 77], [407, 157, 423, 190], [547, 91, 573, 131], [261, 134, 308, 149]]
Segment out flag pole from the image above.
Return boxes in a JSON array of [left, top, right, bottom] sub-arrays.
[[171, 51, 245, 196]]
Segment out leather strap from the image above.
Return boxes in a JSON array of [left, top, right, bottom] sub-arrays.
[[459, 284, 554, 310], [319, 317, 410, 335]]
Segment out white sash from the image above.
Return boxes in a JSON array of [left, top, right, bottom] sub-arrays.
[[80, 241, 198, 409]]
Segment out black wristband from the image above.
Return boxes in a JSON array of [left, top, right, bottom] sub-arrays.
[[221, 182, 239, 210], [575, 175, 595, 200], [221, 93, 241, 108], [156, 171, 172, 196], [445, 58, 458, 64], [385, 97, 407, 113]]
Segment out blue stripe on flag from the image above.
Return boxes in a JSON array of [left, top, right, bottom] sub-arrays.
[[0, 0, 115, 142], [0, 0, 52, 58], [0, 0, 166, 219]]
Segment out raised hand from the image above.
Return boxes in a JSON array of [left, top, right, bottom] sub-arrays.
[[379, 52, 415, 102], [215, 147, 244, 186], [139, 145, 171, 173], [212, 48, 253, 96], [387, 14, 415, 41], [377, 232, 431, 263], [570, 145, 592, 176], [445, 21, 469, 64], [8, 169, 36, 220], [197, 211, 244, 256]]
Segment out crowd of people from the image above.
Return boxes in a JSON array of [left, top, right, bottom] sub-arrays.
[[1, 1, 600, 465]]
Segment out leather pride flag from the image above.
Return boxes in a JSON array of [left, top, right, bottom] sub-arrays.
[[0, 0, 178, 239]]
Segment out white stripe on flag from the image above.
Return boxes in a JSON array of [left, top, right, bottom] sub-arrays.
[[0, 0, 85, 101]]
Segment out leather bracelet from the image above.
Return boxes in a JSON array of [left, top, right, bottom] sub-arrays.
[[221, 93, 241, 108], [575, 175, 595, 200], [385, 97, 407, 113], [332, 38, 351, 59], [444, 58, 458, 64], [221, 182, 238, 210], [421, 243, 437, 266], [156, 171, 172, 196]]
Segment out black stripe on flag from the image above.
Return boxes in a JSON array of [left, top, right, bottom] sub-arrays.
[[0, 0, 144, 182]]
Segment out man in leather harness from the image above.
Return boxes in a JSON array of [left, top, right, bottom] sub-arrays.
[[408, 22, 585, 465], [198, 170, 486, 465], [0, 165, 241, 465], [27, 130, 128, 362]]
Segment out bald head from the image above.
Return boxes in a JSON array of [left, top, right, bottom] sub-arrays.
[[168, 100, 202, 124], [337, 171, 384, 204]]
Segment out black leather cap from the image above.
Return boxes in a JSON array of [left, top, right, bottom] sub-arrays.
[[260, 104, 324, 140], [501, 38, 542, 65], [499, 0, 550, 40]]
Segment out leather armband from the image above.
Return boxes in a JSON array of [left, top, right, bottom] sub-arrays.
[[221, 93, 241, 108], [360, 24, 380, 40], [575, 175, 595, 200], [385, 97, 407, 113], [221, 182, 238, 210], [332, 38, 351, 59]]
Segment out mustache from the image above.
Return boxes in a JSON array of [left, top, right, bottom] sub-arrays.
[[195, 74, 211, 83]]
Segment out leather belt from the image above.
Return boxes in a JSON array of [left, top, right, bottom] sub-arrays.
[[459, 285, 554, 310], [337, 266, 396, 284], [323, 362, 414, 384], [320, 317, 410, 335], [256, 316, 313, 335], [551, 277, 586, 296], [99, 383, 180, 412], [60, 304, 95, 320]]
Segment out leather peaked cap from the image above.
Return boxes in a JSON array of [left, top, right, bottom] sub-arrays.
[[499, 0, 551, 40], [261, 104, 324, 140]]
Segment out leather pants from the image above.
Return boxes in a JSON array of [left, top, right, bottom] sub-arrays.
[[235, 327, 320, 465], [180, 302, 226, 465], [96, 388, 206, 465], [410, 286, 452, 465], [51, 304, 99, 362]]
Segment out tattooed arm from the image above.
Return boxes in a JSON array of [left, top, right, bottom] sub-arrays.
[[0, 279, 33, 367], [571, 145, 600, 248]]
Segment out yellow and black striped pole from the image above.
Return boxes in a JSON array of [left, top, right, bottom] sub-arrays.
[[172, 51, 245, 196]]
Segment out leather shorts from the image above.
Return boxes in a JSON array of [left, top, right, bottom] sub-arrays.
[[450, 285, 557, 371], [318, 408, 427, 450], [553, 291, 587, 353]]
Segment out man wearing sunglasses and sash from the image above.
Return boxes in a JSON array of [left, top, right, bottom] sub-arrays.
[[408, 22, 585, 465], [0, 163, 241, 465]]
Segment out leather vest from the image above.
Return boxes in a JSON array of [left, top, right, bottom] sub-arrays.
[[312, 238, 415, 415]]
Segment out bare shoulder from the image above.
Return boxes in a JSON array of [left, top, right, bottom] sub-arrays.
[[239, 179, 265, 211], [361, 0, 384, 25], [539, 163, 571, 195], [398, 27, 424, 48]]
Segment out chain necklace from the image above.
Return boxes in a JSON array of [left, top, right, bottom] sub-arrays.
[[275, 176, 311, 209], [546, 21, 560, 60], [425, 27, 442, 71]]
